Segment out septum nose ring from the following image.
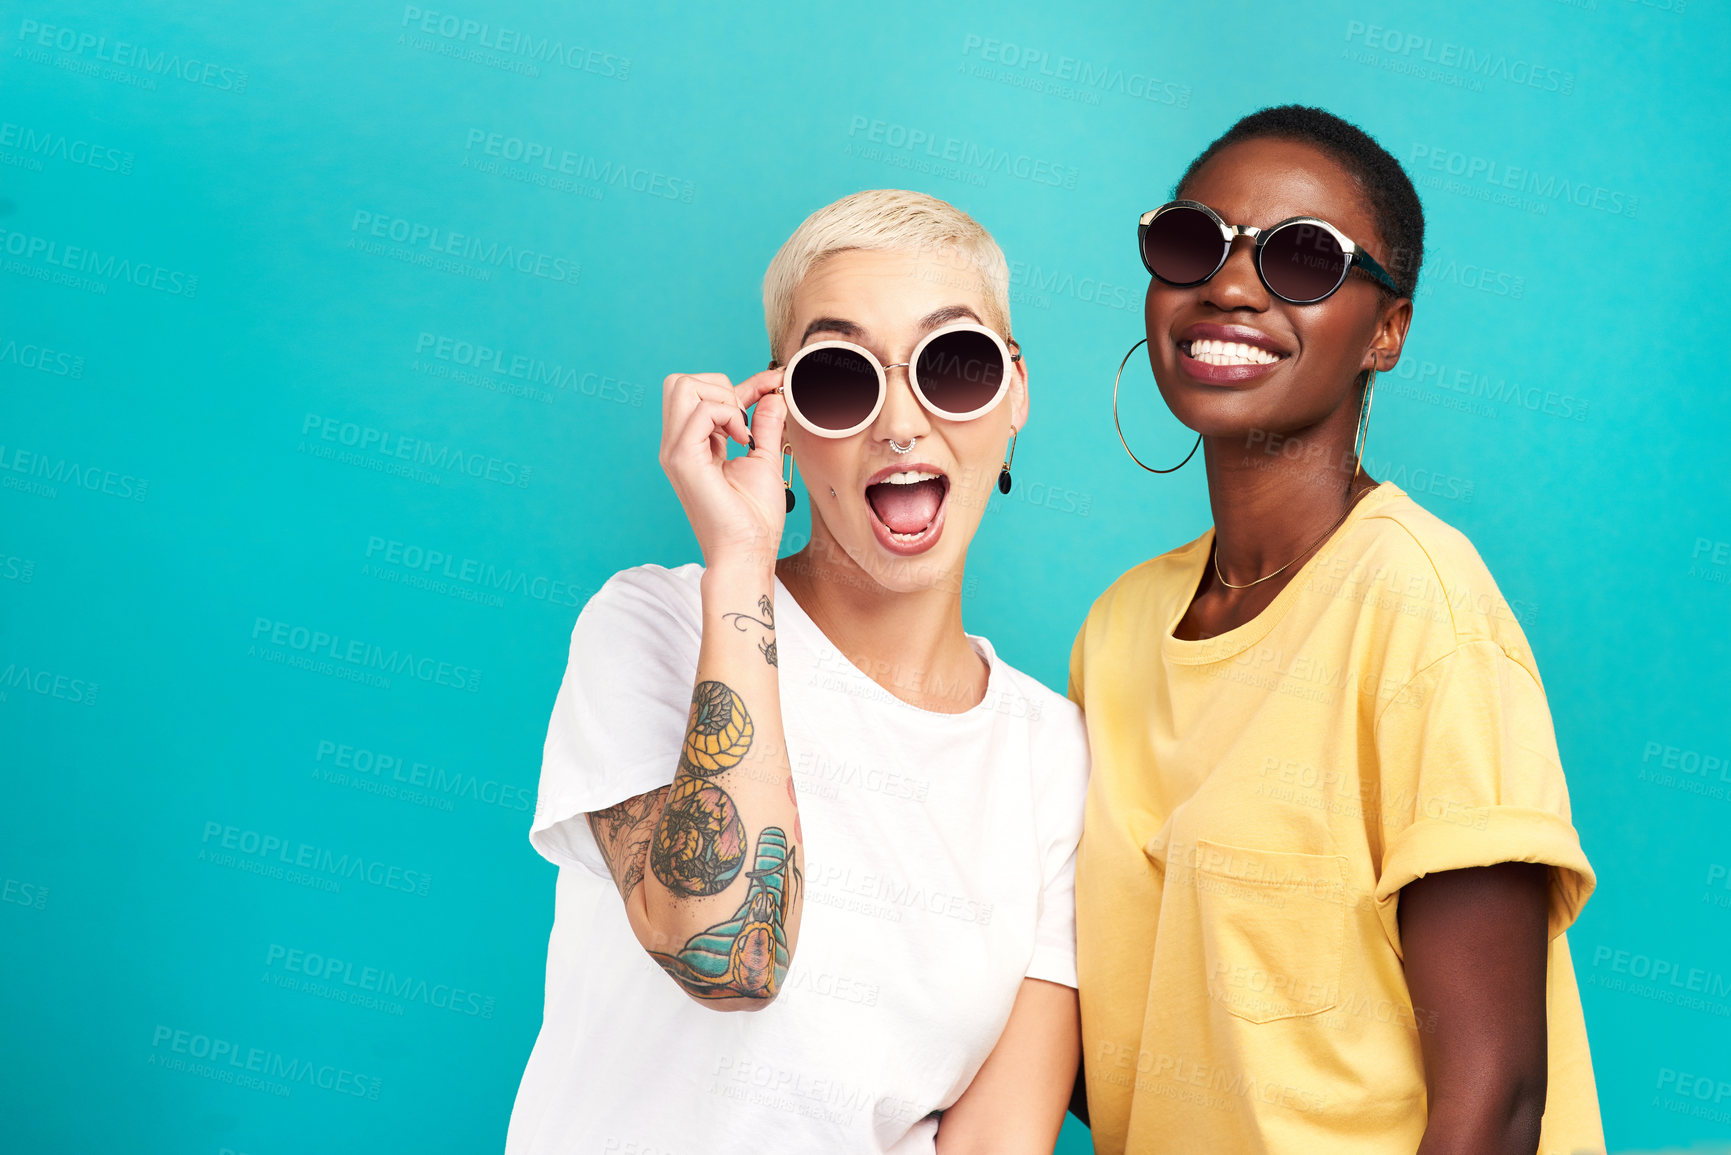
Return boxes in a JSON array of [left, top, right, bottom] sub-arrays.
[[884, 362, 919, 454], [882, 362, 917, 454]]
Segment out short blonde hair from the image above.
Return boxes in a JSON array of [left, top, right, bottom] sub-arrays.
[[761, 189, 1012, 364]]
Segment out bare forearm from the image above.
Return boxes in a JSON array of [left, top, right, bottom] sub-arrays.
[[630, 562, 802, 1004], [1416, 1091, 1545, 1155], [936, 979, 1079, 1154]]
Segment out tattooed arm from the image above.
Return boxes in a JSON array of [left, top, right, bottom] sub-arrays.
[[585, 569, 802, 1010], [583, 367, 803, 1010]]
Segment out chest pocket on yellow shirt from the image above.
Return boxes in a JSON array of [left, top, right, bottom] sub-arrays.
[[1188, 839, 1350, 1024]]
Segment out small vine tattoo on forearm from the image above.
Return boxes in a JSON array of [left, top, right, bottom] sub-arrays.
[[722, 594, 777, 667]]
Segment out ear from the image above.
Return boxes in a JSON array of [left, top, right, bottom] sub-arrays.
[[1007, 339, 1030, 431], [1365, 296, 1413, 374]]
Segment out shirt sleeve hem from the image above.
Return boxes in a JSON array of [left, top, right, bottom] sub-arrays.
[[528, 802, 595, 872], [1373, 806, 1596, 959], [528, 765, 672, 876], [1026, 945, 1079, 990]]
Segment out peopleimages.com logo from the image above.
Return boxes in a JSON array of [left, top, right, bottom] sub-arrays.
[[0, 120, 133, 174], [399, 6, 629, 79], [14, 19, 250, 91], [149, 1025, 380, 1099], [845, 116, 1079, 189], [348, 210, 579, 284], [264, 943, 497, 1018], [0, 226, 198, 296], [249, 615, 483, 692], [1409, 144, 1636, 218], [1343, 21, 1575, 94], [299, 413, 532, 489], [199, 821, 433, 896]]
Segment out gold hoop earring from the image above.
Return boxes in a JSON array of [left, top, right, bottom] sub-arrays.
[[998, 426, 1019, 494], [1114, 338, 1201, 474], [1352, 369, 1378, 480], [782, 445, 796, 512]]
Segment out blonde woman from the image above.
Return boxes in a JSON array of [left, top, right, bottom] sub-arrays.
[[507, 190, 1089, 1154]]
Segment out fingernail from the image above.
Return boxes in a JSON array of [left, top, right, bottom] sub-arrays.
[[748, 435, 756, 451]]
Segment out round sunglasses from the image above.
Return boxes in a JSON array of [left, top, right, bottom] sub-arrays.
[[773, 322, 1019, 438], [1139, 199, 1400, 304]]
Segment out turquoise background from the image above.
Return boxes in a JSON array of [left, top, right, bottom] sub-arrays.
[[4, 1, 1728, 1152]]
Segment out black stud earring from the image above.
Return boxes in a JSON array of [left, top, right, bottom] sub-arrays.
[[783, 446, 796, 512], [997, 426, 1019, 495]]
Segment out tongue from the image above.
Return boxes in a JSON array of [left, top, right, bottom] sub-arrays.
[[868, 479, 944, 535]]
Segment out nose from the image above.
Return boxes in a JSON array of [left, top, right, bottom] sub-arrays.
[[872, 361, 931, 451], [1200, 234, 1270, 313]]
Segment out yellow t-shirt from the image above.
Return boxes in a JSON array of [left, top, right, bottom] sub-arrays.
[[1070, 483, 1601, 1155]]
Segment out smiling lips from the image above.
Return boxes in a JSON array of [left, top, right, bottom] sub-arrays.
[[865, 467, 949, 555], [1177, 323, 1291, 384], [1185, 338, 1281, 366]]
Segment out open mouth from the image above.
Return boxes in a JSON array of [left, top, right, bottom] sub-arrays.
[[864, 468, 949, 554]]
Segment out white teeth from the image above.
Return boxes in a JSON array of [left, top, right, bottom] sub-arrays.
[[882, 471, 940, 485], [1185, 338, 1282, 366]]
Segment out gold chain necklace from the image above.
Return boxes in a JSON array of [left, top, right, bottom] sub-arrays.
[[1211, 484, 1373, 591]]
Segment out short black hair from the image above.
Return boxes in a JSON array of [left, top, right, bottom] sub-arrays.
[[1175, 104, 1424, 298]]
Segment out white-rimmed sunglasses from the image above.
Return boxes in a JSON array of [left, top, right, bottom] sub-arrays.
[[772, 322, 1019, 438]]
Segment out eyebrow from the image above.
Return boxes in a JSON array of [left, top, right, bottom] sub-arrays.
[[799, 304, 985, 348]]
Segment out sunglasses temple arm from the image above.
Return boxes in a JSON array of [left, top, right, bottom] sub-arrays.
[[1355, 250, 1401, 295]]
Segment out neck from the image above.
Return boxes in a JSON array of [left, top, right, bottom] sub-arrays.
[[773, 522, 984, 714], [1202, 405, 1372, 582]]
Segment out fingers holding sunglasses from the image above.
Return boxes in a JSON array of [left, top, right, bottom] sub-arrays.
[[739, 370, 788, 463], [663, 372, 752, 453], [674, 400, 754, 473], [657, 370, 790, 564], [731, 367, 785, 415]]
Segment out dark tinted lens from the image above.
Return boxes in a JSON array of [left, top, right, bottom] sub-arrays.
[[1260, 222, 1350, 302], [1143, 207, 1226, 284], [915, 329, 1004, 416], [789, 345, 880, 431]]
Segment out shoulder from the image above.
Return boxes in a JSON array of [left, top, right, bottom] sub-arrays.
[[1336, 486, 1539, 672], [990, 654, 1087, 740], [979, 645, 1090, 790], [571, 562, 705, 647], [1075, 528, 1212, 649], [594, 561, 705, 604]]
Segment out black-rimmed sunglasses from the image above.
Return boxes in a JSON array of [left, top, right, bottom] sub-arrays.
[[1139, 199, 1400, 304]]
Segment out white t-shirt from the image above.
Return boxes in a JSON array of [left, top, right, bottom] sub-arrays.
[[506, 563, 1090, 1155]]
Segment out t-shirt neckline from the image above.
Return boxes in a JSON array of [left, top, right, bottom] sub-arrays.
[[771, 573, 1002, 720], [1161, 482, 1403, 666]]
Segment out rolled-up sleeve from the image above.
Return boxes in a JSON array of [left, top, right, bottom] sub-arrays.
[[1371, 639, 1594, 956]]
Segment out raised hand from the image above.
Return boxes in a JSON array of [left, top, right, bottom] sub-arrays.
[[658, 368, 788, 575]]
